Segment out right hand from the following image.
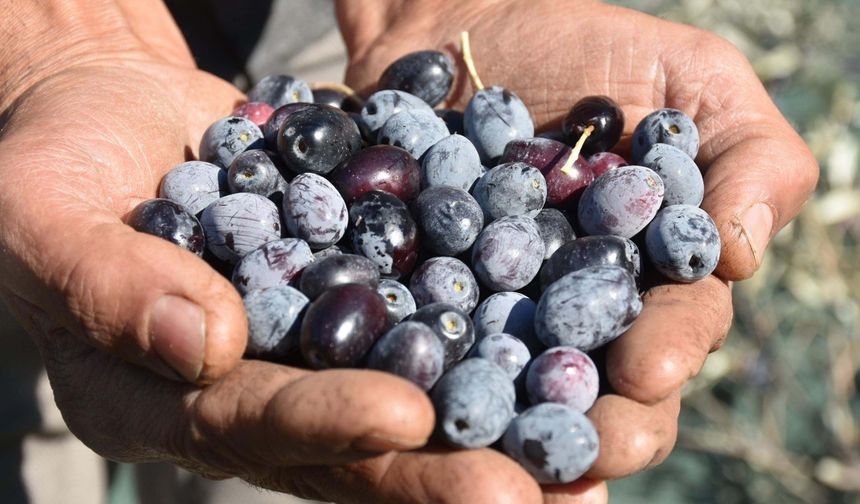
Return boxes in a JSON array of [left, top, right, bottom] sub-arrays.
[[0, 2, 606, 502]]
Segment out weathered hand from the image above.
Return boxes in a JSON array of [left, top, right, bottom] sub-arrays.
[[339, 0, 818, 496], [0, 3, 532, 504]]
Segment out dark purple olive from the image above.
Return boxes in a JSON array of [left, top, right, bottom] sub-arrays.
[[299, 283, 389, 369], [264, 103, 313, 150], [500, 138, 595, 208], [366, 321, 445, 391], [127, 199, 204, 256], [349, 191, 419, 279], [298, 253, 380, 300], [328, 145, 420, 204], [562, 96, 625, 155], [277, 104, 362, 175]]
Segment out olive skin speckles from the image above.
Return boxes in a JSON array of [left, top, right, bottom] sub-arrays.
[[645, 204, 721, 282], [349, 191, 419, 279], [469, 333, 531, 382], [231, 238, 315, 296], [200, 192, 282, 263], [283, 173, 348, 249], [535, 266, 641, 351]]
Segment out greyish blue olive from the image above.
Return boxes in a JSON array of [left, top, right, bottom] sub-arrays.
[[472, 162, 547, 221], [420, 134, 484, 191], [414, 185, 484, 256], [535, 265, 641, 351], [247, 74, 313, 108], [200, 192, 281, 263], [409, 257, 479, 314], [645, 204, 721, 282], [431, 358, 516, 448], [377, 109, 449, 159], [227, 150, 280, 196], [199, 117, 265, 169], [159, 160, 227, 215], [360, 89, 433, 132], [502, 402, 599, 484], [472, 292, 543, 355], [469, 333, 531, 382], [231, 238, 315, 295], [472, 216, 545, 292], [283, 173, 348, 249], [243, 286, 309, 359], [639, 143, 704, 206], [631, 108, 700, 162], [577, 165, 665, 238], [377, 278, 417, 324], [464, 86, 534, 163]]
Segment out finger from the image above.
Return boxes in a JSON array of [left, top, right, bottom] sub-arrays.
[[282, 448, 543, 504], [661, 34, 819, 280], [0, 69, 246, 384], [7, 210, 246, 384], [543, 479, 608, 504], [585, 392, 681, 480], [19, 312, 436, 470], [606, 276, 733, 404]]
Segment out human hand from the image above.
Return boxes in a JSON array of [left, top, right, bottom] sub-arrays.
[[0, 2, 564, 503], [338, 0, 818, 495]]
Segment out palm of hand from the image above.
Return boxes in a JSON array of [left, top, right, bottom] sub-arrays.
[[0, 1, 818, 503]]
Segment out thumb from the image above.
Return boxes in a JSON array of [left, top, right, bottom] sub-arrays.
[[697, 112, 818, 281], [11, 209, 247, 384]]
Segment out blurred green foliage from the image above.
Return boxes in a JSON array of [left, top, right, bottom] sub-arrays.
[[606, 0, 860, 502]]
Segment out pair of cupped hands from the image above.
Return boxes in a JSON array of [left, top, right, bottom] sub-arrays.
[[0, 0, 817, 502]]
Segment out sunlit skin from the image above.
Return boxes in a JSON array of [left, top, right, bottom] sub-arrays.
[[0, 1, 816, 503]]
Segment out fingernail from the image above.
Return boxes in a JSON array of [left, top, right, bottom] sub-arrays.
[[149, 295, 205, 382], [352, 433, 427, 453], [740, 203, 774, 264]]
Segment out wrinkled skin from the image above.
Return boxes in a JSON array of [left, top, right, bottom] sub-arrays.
[[0, 1, 816, 503]]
